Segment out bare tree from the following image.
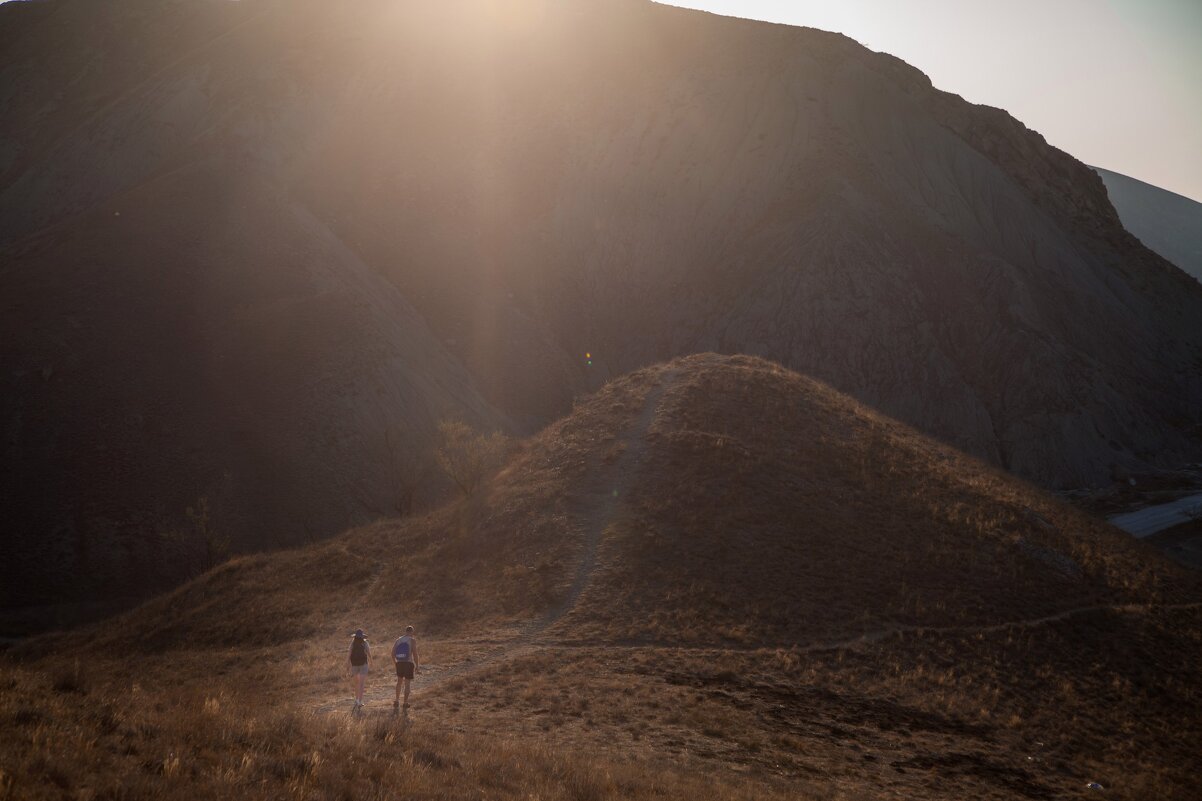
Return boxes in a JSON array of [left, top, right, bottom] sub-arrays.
[[434, 420, 510, 497], [180, 497, 230, 573], [382, 428, 435, 516]]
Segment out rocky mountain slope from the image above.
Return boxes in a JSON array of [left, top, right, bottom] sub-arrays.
[[1095, 166, 1202, 283], [3, 0, 1202, 612], [0, 160, 506, 612]]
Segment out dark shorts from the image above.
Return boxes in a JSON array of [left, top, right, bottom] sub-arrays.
[[395, 661, 415, 680]]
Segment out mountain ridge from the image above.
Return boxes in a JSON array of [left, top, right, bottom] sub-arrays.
[[3, 0, 1201, 615]]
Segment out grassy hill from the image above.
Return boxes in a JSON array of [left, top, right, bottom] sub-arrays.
[[4, 355, 1200, 800]]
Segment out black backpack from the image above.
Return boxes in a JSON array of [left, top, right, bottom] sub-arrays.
[[350, 637, 368, 666]]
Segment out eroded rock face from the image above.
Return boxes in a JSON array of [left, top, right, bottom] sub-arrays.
[[2, 0, 1201, 608]]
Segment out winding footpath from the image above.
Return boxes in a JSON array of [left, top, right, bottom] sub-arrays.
[[313, 366, 1202, 716], [314, 368, 679, 715]]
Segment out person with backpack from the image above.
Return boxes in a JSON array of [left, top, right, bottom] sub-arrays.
[[392, 625, 419, 713], [346, 629, 372, 709]]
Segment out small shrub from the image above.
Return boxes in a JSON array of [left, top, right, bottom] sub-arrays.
[[434, 420, 510, 497], [51, 660, 87, 695]]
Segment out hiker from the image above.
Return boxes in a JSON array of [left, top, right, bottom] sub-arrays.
[[392, 625, 419, 712], [347, 629, 372, 708]]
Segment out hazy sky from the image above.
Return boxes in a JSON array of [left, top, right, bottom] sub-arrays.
[[661, 0, 1202, 202]]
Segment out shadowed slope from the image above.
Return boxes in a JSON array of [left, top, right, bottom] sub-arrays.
[[0, 162, 505, 613], [44, 356, 1196, 660]]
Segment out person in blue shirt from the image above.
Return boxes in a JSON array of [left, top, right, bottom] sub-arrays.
[[392, 625, 419, 712]]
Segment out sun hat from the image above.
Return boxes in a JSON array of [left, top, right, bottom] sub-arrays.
[[352, 629, 366, 639]]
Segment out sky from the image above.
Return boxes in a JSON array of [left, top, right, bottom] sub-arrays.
[[660, 0, 1202, 202]]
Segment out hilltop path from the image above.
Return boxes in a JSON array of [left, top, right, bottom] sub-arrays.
[[596, 600, 1202, 656], [313, 353, 1202, 717], [314, 367, 681, 714]]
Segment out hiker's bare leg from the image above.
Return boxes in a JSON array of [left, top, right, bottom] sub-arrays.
[[395, 677, 402, 703], [356, 673, 366, 703], [402, 677, 411, 705]]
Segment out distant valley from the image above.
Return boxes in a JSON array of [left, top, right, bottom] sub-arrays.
[[1095, 166, 1202, 284]]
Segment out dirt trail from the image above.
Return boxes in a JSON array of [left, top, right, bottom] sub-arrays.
[[313, 358, 1202, 715], [319, 592, 1200, 715], [314, 368, 680, 714], [591, 600, 1202, 657], [826, 600, 1202, 652]]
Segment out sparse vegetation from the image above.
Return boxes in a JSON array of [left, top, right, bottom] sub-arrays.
[[434, 420, 511, 497], [384, 428, 436, 516], [187, 497, 229, 573], [0, 660, 804, 801], [159, 497, 231, 577]]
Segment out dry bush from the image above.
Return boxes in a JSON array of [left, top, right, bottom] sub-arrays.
[[48, 660, 87, 696], [434, 420, 510, 497]]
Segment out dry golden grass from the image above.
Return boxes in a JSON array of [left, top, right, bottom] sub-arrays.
[[561, 355, 1199, 645], [411, 606, 1202, 800], [0, 658, 813, 801], [5, 355, 1201, 800]]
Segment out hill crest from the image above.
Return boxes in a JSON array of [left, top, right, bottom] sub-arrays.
[[48, 355, 1195, 658]]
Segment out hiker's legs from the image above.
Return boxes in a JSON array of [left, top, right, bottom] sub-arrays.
[[395, 675, 402, 703], [402, 677, 411, 705], [355, 672, 366, 703]]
